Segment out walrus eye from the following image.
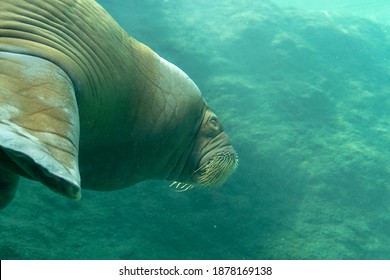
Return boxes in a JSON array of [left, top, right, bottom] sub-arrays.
[[209, 116, 219, 131]]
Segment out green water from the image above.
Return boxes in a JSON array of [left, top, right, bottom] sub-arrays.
[[1, 0, 390, 259]]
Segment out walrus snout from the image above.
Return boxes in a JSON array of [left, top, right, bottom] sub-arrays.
[[194, 148, 238, 187], [169, 145, 238, 192], [169, 124, 238, 192], [187, 109, 239, 187], [193, 131, 238, 186]]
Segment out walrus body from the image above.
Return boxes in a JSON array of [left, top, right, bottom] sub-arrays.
[[0, 0, 238, 209]]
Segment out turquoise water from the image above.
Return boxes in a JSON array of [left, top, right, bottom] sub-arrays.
[[1, 0, 390, 259]]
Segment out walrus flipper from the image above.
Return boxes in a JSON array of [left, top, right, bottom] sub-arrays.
[[0, 52, 81, 199]]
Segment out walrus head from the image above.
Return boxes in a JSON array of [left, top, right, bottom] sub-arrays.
[[170, 107, 238, 192], [193, 109, 238, 185], [145, 55, 239, 192]]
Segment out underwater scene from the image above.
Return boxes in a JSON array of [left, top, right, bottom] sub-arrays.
[[1, 0, 390, 259]]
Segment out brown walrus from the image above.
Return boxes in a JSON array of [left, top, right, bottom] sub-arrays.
[[0, 0, 238, 209]]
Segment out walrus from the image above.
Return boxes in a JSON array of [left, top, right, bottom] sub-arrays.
[[0, 0, 238, 209]]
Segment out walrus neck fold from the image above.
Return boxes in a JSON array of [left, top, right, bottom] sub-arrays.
[[165, 108, 207, 184]]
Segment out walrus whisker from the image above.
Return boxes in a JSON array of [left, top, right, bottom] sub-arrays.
[[169, 181, 182, 189], [168, 151, 238, 190], [194, 151, 239, 186], [175, 184, 194, 192], [168, 181, 194, 192]]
